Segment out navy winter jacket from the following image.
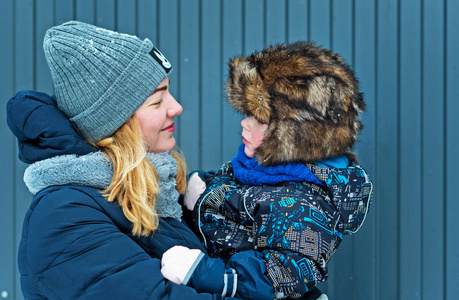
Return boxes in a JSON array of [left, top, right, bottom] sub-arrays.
[[7, 90, 238, 300]]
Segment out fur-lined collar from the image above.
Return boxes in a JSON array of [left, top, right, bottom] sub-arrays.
[[24, 151, 182, 220]]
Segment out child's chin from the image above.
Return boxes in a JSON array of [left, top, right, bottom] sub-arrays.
[[244, 148, 255, 158]]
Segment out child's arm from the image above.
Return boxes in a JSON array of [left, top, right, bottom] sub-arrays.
[[184, 170, 219, 210], [184, 172, 207, 210], [160, 245, 326, 300], [161, 246, 273, 300]]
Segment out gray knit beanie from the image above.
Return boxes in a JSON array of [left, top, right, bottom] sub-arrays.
[[43, 21, 172, 143]]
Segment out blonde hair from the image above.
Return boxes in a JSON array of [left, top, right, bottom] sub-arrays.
[[95, 116, 186, 236]]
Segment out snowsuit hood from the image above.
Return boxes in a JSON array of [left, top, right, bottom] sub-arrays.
[[308, 160, 373, 234]]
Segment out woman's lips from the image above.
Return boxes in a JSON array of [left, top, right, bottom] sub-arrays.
[[242, 137, 249, 145], [162, 123, 175, 132]]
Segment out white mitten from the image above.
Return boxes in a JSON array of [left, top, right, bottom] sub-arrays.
[[184, 172, 207, 211], [161, 245, 204, 285]]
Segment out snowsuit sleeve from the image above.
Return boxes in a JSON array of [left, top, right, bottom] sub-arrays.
[[19, 187, 238, 300], [185, 250, 274, 300]]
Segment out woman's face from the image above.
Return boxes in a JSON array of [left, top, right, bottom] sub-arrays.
[[241, 116, 268, 158], [135, 78, 183, 152]]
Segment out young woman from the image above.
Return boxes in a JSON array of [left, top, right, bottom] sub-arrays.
[[7, 21, 238, 299]]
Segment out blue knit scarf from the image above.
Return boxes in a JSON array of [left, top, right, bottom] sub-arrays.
[[231, 144, 324, 186]]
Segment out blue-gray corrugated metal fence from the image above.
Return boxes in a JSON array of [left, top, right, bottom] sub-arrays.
[[1, 1, 458, 299]]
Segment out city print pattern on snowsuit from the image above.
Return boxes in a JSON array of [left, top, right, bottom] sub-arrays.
[[193, 161, 373, 299]]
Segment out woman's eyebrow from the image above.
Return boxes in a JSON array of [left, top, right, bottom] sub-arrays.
[[152, 85, 168, 94]]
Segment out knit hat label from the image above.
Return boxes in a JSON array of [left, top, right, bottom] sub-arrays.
[[150, 47, 172, 73]]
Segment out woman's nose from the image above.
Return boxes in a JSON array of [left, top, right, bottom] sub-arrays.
[[168, 96, 183, 117]]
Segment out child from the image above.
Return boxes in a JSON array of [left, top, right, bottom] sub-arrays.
[[161, 41, 374, 300]]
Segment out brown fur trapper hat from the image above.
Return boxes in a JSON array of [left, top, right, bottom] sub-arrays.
[[227, 41, 365, 165]]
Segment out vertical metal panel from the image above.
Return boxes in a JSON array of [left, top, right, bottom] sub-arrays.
[[55, 0, 74, 25], [355, 0, 376, 177], [310, 0, 331, 48], [376, 0, 399, 299], [35, 0, 54, 94], [287, 0, 308, 42], [137, 0, 157, 41], [15, 0, 34, 91], [200, 0, 222, 170], [178, 0, 200, 171], [329, 1, 354, 298], [329, 227, 353, 298], [353, 5, 378, 295], [353, 9, 377, 298], [14, 1, 35, 298], [331, 0, 353, 60], [117, 0, 136, 35], [221, 0, 242, 162], [95, 0, 115, 29], [76, 0, 95, 24], [446, 1, 459, 299], [0, 0, 16, 298], [399, 1, 422, 299], [353, 5, 378, 292], [244, 0, 264, 53], [265, 0, 286, 45], [422, 0, 445, 298]]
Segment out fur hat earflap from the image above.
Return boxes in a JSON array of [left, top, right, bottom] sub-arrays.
[[227, 41, 365, 165]]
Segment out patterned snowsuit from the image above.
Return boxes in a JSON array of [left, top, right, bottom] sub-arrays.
[[192, 161, 373, 299]]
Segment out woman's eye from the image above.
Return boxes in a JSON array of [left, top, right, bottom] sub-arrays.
[[150, 99, 162, 106]]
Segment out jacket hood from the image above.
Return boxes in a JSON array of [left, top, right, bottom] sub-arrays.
[[227, 42, 365, 165], [308, 161, 373, 235], [6, 90, 97, 164]]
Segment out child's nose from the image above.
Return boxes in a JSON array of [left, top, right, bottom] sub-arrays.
[[241, 117, 249, 129]]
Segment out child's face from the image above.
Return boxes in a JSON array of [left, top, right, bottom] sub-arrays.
[[241, 116, 268, 158]]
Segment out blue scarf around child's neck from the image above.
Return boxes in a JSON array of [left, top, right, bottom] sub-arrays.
[[231, 144, 324, 186]]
